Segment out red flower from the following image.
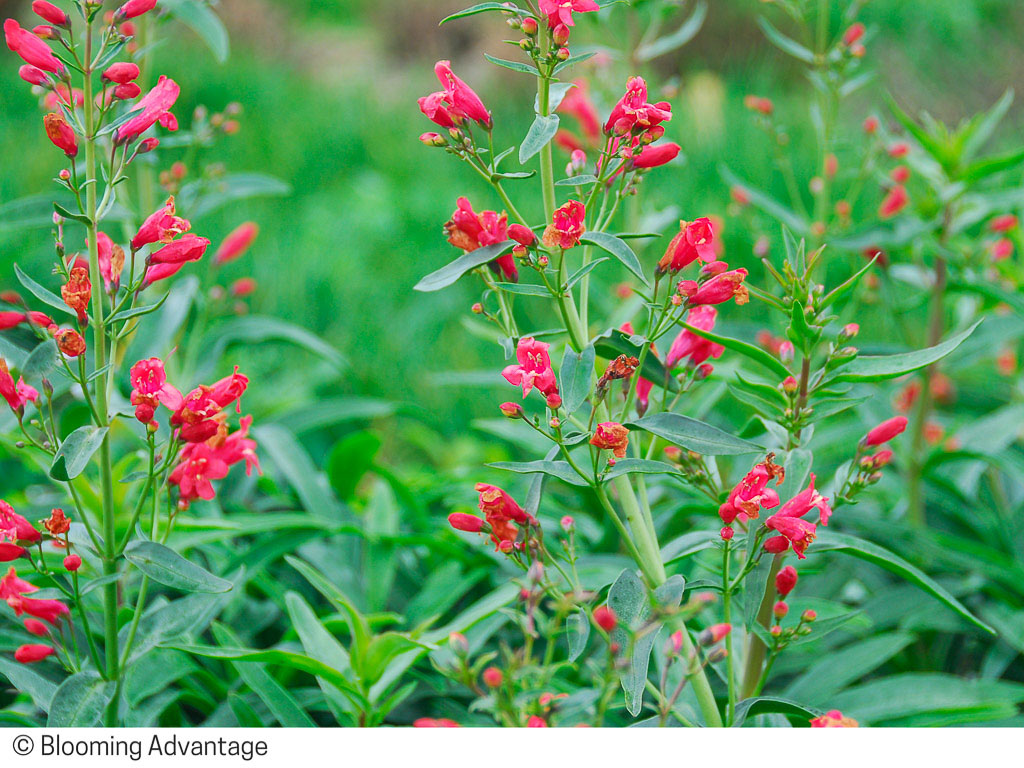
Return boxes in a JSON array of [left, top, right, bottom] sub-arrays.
[[593, 605, 617, 631], [0, 359, 40, 412], [633, 142, 681, 169], [85, 231, 125, 289], [810, 710, 858, 728], [60, 267, 90, 323], [590, 422, 630, 458], [0, 567, 36, 600], [116, 75, 180, 144], [8, 591, 69, 625], [141, 261, 185, 288], [148, 233, 210, 265], [444, 197, 516, 281], [879, 184, 908, 218], [4, 18, 64, 74], [502, 337, 559, 399], [413, 718, 460, 727], [539, 0, 599, 28], [115, 0, 158, 20], [43, 112, 77, 157], [776, 473, 832, 525], [475, 483, 530, 525], [230, 278, 257, 298], [168, 443, 228, 503], [718, 457, 784, 525], [743, 95, 773, 115], [132, 197, 191, 250], [679, 268, 749, 306], [863, 415, 907, 446], [32, 1, 69, 27], [842, 22, 865, 47], [18, 64, 47, 85], [989, 214, 1018, 232], [542, 199, 586, 249], [14, 644, 55, 663], [102, 62, 139, 83], [432, 60, 491, 127], [214, 222, 259, 265], [605, 76, 672, 135], [54, 328, 86, 357], [775, 565, 798, 596], [764, 515, 816, 558], [657, 218, 716, 274], [666, 306, 724, 368], [417, 91, 458, 129], [448, 513, 485, 533]]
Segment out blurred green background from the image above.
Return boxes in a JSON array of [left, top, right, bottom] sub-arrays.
[[2, 0, 1023, 444]]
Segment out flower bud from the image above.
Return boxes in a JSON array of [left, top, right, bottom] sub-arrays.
[[863, 115, 879, 134], [707, 647, 728, 663], [824, 153, 838, 178], [545, 393, 561, 409], [843, 22, 866, 47], [419, 131, 446, 147], [521, 16, 538, 35], [508, 224, 536, 247], [782, 375, 798, 393], [448, 512, 486, 533], [770, 625, 782, 637], [775, 565, 798, 597], [840, 323, 859, 340], [471, 302, 484, 315], [593, 605, 617, 632], [698, 623, 731, 646], [773, 600, 788, 619], [102, 61, 140, 84], [24, 618, 49, 636], [448, 632, 469, 655], [55, 328, 86, 357], [569, 149, 586, 173], [482, 666, 503, 688], [556, 47, 570, 61], [499, 401, 524, 419], [44, 112, 78, 158], [695, 363, 714, 380], [801, 609, 817, 623], [138, 137, 160, 154], [63, 554, 82, 571], [549, 417, 560, 429], [33, 1, 70, 27], [863, 415, 907, 446], [778, 341, 794, 363], [720, 526, 734, 541], [552, 23, 570, 45], [560, 515, 574, 532]]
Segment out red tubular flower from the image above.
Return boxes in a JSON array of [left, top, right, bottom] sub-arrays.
[[8, 592, 69, 624], [633, 142, 681, 169], [141, 261, 185, 288], [43, 112, 77, 157], [989, 214, 1018, 232], [765, 515, 816, 558], [14, 644, 55, 663], [557, 79, 602, 145], [413, 718, 461, 728], [475, 483, 530, 525], [209, 366, 249, 412], [417, 91, 458, 129], [540, 0, 599, 27], [230, 277, 257, 298], [879, 184, 908, 218], [129, 357, 176, 424], [775, 565, 798, 596], [0, 312, 24, 330], [4, 19, 65, 74], [448, 513, 485, 533], [60, 267, 91, 323], [863, 415, 907, 446], [444, 197, 515, 281], [148, 233, 210, 265], [542, 199, 585, 249], [698, 623, 731, 645], [605, 76, 672, 135], [593, 605, 617, 632], [0, 567, 36, 599], [590, 422, 629, 458], [666, 306, 724, 368], [168, 442, 229, 502], [810, 710, 859, 728], [502, 337, 558, 399], [718, 457, 784, 525], [83, 231, 125, 290], [433, 60, 491, 127], [214, 222, 259, 265], [842, 22, 865, 47], [116, 0, 158, 20], [775, 474, 832, 525], [0, 361, 39, 412], [680, 268, 749, 306], [18, 64, 48, 85], [32, 1, 69, 27], [657, 218, 716, 274], [0, 543, 26, 562], [102, 61, 139, 83], [131, 196, 190, 250], [116, 75, 180, 144], [113, 82, 141, 100], [24, 618, 49, 636], [507, 224, 536, 247]]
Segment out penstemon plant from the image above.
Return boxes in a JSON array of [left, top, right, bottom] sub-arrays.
[[412, 0, 994, 727], [0, 0, 266, 726]]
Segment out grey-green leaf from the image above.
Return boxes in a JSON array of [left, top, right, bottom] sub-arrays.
[[828, 320, 981, 382], [580, 231, 648, 285], [123, 540, 233, 593], [628, 412, 763, 455], [519, 114, 560, 163], [559, 344, 595, 415], [414, 240, 516, 292], [50, 426, 108, 481]]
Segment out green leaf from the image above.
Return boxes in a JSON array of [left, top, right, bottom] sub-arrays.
[[493, 281, 550, 297], [21, 338, 58, 381], [961, 147, 1024, 182], [414, 240, 516, 292], [326, 431, 380, 501], [565, 257, 609, 290], [484, 53, 540, 75], [106, 293, 169, 324], [636, 0, 706, 61], [819, 252, 879, 309], [519, 114, 560, 163], [486, 460, 590, 486], [53, 202, 92, 226], [441, 3, 534, 25], [14, 263, 74, 317], [556, 174, 599, 187], [285, 556, 371, 664], [163, 0, 229, 62], [579, 231, 647, 285], [253, 424, 343, 521], [285, 592, 358, 718], [123, 540, 233, 593], [559, 343, 595, 415], [210, 624, 315, 727], [603, 458, 680, 480], [784, 632, 916, 704], [552, 51, 596, 75], [757, 17, 815, 63], [593, 328, 679, 393], [628, 412, 763, 456], [719, 165, 807, 234], [962, 88, 1013, 160], [47, 673, 114, 726], [177, 172, 290, 219], [814, 530, 994, 634], [567, 608, 590, 662], [787, 300, 818, 350], [0, 657, 57, 712], [661, 531, 717, 564], [827, 319, 981, 382], [50, 426, 108, 481], [674, 318, 791, 379], [731, 696, 820, 727]]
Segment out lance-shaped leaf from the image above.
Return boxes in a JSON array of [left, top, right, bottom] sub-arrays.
[[486, 459, 590, 486], [441, 2, 535, 25], [519, 114, 560, 163], [628, 412, 763, 455], [672, 319, 791, 379], [123, 540, 234, 594], [559, 343, 595, 415], [50, 426, 108, 481], [580, 231, 648, 285], [414, 240, 516, 292]]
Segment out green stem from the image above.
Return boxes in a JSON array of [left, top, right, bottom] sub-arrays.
[[740, 553, 783, 698], [723, 541, 736, 725]]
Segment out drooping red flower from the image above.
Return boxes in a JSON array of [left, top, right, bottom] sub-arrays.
[[148, 233, 210, 265], [590, 422, 630, 458], [428, 60, 491, 127], [214, 222, 259, 265], [131, 196, 190, 250], [542, 199, 586, 249], [18, 64, 48, 85], [447, 513, 485, 533], [557, 79, 602, 145], [502, 337, 559, 400], [657, 218, 716, 274], [539, 0, 599, 28], [678, 267, 749, 307], [141, 261, 185, 288], [14, 644, 55, 663], [863, 415, 907, 446], [54, 328, 86, 357], [102, 61, 139, 84], [115, 0, 158, 20], [116, 75, 180, 144], [43, 112, 77, 157], [633, 142, 681, 169], [4, 18, 64, 74], [666, 306, 724, 369], [0, 359, 40, 412]]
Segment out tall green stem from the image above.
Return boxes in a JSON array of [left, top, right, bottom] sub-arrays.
[[740, 553, 783, 698]]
